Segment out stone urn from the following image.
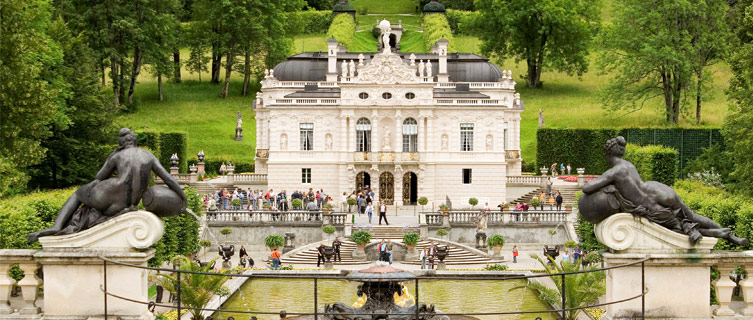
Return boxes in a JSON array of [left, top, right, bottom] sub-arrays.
[[435, 246, 448, 262], [491, 245, 502, 257], [352, 243, 367, 260], [323, 246, 335, 262]]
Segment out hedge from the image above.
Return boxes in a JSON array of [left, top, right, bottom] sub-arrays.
[[188, 158, 255, 174], [327, 13, 355, 49], [623, 144, 678, 186], [137, 130, 160, 153], [445, 9, 478, 35], [536, 128, 722, 175], [420, 0, 475, 11], [423, 14, 455, 51], [149, 187, 202, 266], [0, 188, 74, 249], [295, 10, 333, 34], [159, 132, 188, 173]]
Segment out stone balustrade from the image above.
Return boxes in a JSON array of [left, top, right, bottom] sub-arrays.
[[506, 175, 543, 186], [423, 210, 569, 226], [0, 249, 42, 316], [206, 211, 347, 226], [233, 173, 268, 183]]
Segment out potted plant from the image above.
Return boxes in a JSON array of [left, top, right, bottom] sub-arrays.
[[487, 234, 505, 256], [439, 204, 450, 214], [322, 225, 336, 239], [530, 198, 541, 209], [231, 198, 241, 210], [468, 198, 479, 210], [264, 234, 285, 251], [323, 204, 334, 213], [263, 203, 271, 211], [436, 228, 448, 240], [350, 230, 372, 259], [403, 232, 420, 252], [292, 198, 303, 210], [347, 197, 357, 212], [565, 204, 573, 212], [418, 196, 428, 212], [220, 227, 232, 243]]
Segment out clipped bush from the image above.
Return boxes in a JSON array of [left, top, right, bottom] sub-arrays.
[[231, 198, 241, 208], [292, 198, 303, 209], [530, 198, 541, 208], [264, 234, 285, 249], [584, 251, 603, 264], [436, 228, 448, 237], [295, 10, 333, 34], [420, 0, 475, 11], [199, 240, 212, 247], [623, 144, 678, 186], [220, 227, 232, 236], [327, 13, 356, 49], [445, 9, 478, 35], [347, 197, 357, 206], [564, 240, 578, 249], [403, 232, 420, 246], [487, 234, 505, 247], [484, 264, 508, 271], [468, 197, 478, 208], [159, 132, 187, 173], [188, 158, 254, 174], [418, 197, 428, 206], [350, 230, 372, 245], [423, 14, 455, 51], [0, 188, 74, 249], [322, 225, 336, 234]]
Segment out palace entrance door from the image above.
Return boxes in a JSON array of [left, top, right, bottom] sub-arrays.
[[379, 172, 394, 205], [356, 172, 371, 192], [402, 172, 418, 205]]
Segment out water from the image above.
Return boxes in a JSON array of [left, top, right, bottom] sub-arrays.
[[218, 278, 555, 320]]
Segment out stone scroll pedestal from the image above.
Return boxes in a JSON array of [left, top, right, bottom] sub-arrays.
[[597, 213, 718, 320], [35, 211, 164, 320]]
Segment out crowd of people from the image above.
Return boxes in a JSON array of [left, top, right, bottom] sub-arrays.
[[549, 162, 572, 176], [419, 243, 445, 269], [202, 187, 336, 212], [560, 246, 591, 267]]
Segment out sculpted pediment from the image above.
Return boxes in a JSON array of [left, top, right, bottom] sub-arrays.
[[357, 53, 417, 84]]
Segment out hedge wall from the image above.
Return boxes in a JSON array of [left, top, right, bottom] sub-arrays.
[[0, 188, 74, 249], [623, 144, 679, 186], [188, 158, 255, 174], [327, 13, 355, 49], [159, 132, 188, 173], [149, 187, 202, 266], [419, 0, 475, 11], [295, 10, 333, 34], [445, 9, 478, 35], [137, 130, 160, 153], [423, 14, 455, 51], [536, 128, 723, 175]]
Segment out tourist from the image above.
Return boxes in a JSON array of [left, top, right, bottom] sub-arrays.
[[366, 202, 374, 224], [550, 163, 557, 176], [247, 255, 255, 268], [546, 176, 553, 195], [271, 247, 281, 270], [562, 249, 570, 264], [332, 237, 342, 262], [538, 191, 546, 211], [240, 245, 248, 258], [428, 243, 436, 269], [317, 244, 326, 267], [239, 254, 247, 268], [549, 193, 555, 211], [560, 163, 565, 176], [378, 200, 389, 225], [567, 163, 572, 175], [497, 201, 506, 212], [581, 250, 589, 267], [512, 245, 518, 263], [316, 191, 322, 208], [483, 202, 491, 213], [378, 240, 387, 262], [555, 190, 563, 212], [359, 194, 367, 215], [522, 202, 529, 212], [220, 162, 227, 175], [573, 246, 582, 263], [341, 192, 348, 212], [387, 239, 393, 264], [307, 199, 319, 221], [420, 247, 427, 269]]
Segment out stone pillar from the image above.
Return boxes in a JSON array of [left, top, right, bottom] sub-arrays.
[[189, 164, 198, 183], [16, 262, 41, 315], [714, 263, 737, 316], [436, 260, 446, 270], [436, 39, 449, 83], [740, 262, 753, 315], [394, 167, 403, 207], [0, 263, 13, 314], [419, 224, 429, 240], [540, 168, 549, 188], [0, 249, 42, 316], [372, 116, 380, 153], [227, 166, 235, 185], [441, 212, 450, 229], [577, 168, 585, 187], [170, 167, 179, 176], [197, 162, 206, 176], [326, 38, 339, 82]]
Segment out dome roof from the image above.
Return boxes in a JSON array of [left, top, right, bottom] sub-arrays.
[[333, 0, 356, 12], [423, 0, 446, 13]]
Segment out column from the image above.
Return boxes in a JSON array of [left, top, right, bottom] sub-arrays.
[[394, 168, 403, 206], [372, 116, 380, 153], [0, 263, 12, 314], [17, 263, 41, 314], [714, 263, 737, 316], [340, 115, 347, 153], [395, 116, 402, 153], [426, 117, 434, 153]]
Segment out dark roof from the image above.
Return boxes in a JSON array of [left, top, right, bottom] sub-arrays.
[[333, 0, 356, 12], [284, 88, 341, 98], [423, 0, 446, 13], [272, 52, 503, 83]]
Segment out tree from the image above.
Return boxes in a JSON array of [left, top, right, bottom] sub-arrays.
[[724, 4, 753, 197], [0, 0, 60, 196], [474, 0, 600, 88], [153, 256, 229, 320], [598, 0, 729, 124]]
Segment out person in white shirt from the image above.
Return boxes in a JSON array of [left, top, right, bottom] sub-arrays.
[[378, 201, 389, 225], [341, 192, 348, 212], [366, 203, 374, 224]]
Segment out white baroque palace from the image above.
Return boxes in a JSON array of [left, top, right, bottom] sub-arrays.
[[253, 21, 522, 207]]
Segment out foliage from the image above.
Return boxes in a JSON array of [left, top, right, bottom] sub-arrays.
[[575, 215, 606, 252], [159, 132, 188, 173], [687, 169, 725, 189], [513, 254, 606, 320], [436, 228, 448, 237], [350, 230, 372, 245], [305, 0, 336, 10], [564, 240, 578, 249], [220, 227, 233, 235], [682, 144, 733, 189], [292, 198, 304, 209], [445, 9, 477, 35], [347, 197, 357, 206], [530, 198, 541, 208], [418, 197, 429, 206], [264, 234, 285, 248], [422, 14, 454, 51], [584, 251, 603, 265], [199, 240, 212, 247], [153, 256, 229, 320], [322, 225, 336, 234], [327, 13, 356, 49], [149, 187, 201, 266], [598, 0, 730, 123], [231, 198, 241, 207], [623, 144, 679, 186], [0, 188, 74, 249], [419, 0, 475, 11], [403, 232, 420, 246], [295, 10, 333, 34], [483, 263, 508, 271], [725, 5, 753, 198], [439, 204, 449, 211], [474, 0, 600, 88], [468, 198, 478, 208], [487, 234, 505, 247]]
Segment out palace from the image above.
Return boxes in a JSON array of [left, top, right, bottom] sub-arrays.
[[253, 20, 522, 207]]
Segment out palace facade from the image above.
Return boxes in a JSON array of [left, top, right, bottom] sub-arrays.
[[253, 25, 522, 207]]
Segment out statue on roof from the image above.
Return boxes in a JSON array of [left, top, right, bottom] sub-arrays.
[[379, 19, 392, 54]]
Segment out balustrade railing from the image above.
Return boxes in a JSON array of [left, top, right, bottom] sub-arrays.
[[206, 210, 347, 225], [0, 249, 42, 315], [233, 173, 267, 183], [506, 175, 544, 185], [423, 210, 569, 226]]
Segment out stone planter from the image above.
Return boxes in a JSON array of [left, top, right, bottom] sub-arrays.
[[352, 243, 367, 260], [492, 245, 502, 257]]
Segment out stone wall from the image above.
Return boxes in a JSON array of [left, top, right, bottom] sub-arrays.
[[428, 224, 571, 245], [208, 225, 345, 251]]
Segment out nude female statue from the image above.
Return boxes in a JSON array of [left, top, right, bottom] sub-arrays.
[[28, 128, 186, 243], [579, 136, 748, 246]]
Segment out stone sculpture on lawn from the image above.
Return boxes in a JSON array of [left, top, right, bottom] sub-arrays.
[[28, 128, 187, 243], [578, 136, 748, 246]]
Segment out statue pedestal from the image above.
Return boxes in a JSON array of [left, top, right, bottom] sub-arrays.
[[324, 260, 334, 270], [35, 211, 164, 320], [597, 213, 718, 320], [436, 261, 446, 271]]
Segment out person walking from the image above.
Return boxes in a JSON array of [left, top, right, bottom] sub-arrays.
[[341, 192, 348, 212], [366, 202, 374, 224], [538, 191, 546, 211], [359, 195, 367, 215], [428, 243, 436, 269], [567, 163, 572, 175], [378, 200, 389, 225], [332, 237, 342, 262], [555, 190, 563, 212], [420, 247, 427, 269], [512, 245, 518, 263], [270, 247, 281, 270], [387, 239, 393, 264], [546, 176, 553, 195], [549, 193, 556, 211], [239, 245, 248, 259], [317, 244, 326, 268], [562, 250, 570, 264]]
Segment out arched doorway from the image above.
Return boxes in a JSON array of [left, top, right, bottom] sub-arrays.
[[389, 34, 397, 50], [379, 172, 394, 205], [402, 172, 418, 205], [356, 172, 371, 193]]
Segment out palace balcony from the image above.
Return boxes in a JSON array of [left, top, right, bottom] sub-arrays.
[[353, 152, 420, 164]]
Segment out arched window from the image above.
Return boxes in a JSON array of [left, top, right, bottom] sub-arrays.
[[356, 118, 371, 152], [402, 118, 418, 152]]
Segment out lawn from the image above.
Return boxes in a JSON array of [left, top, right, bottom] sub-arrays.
[[350, 0, 420, 14]]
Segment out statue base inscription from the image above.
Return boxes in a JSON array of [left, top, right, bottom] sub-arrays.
[[35, 211, 164, 320], [597, 213, 718, 320]]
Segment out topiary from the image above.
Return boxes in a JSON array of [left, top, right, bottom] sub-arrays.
[[199, 240, 212, 248], [530, 198, 541, 208], [322, 225, 336, 234], [347, 197, 357, 206], [292, 198, 303, 209], [436, 228, 448, 237], [264, 234, 285, 249], [468, 198, 478, 208], [350, 230, 372, 245], [418, 197, 428, 206], [564, 240, 578, 249], [220, 227, 232, 236], [403, 232, 420, 246], [487, 234, 505, 247]]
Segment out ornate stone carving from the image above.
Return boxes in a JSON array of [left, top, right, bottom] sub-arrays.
[[280, 133, 288, 151], [357, 53, 418, 84], [325, 133, 333, 151], [38, 211, 164, 250], [485, 134, 493, 151], [595, 213, 717, 253], [441, 134, 448, 151]]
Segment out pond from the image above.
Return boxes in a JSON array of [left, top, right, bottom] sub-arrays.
[[217, 278, 555, 320]]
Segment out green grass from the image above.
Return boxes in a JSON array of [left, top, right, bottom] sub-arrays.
[[291, 34, 328, 54], [351, 0, 420, 14], [399, 30, 427, 52], [352, 31, 379, 52]]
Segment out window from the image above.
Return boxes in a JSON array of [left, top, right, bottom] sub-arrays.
[[402, 118, 418, 152], [405, 92, 415, 99], [302, 168, 311, 183], [463, 169, 472, 184], [356, 118, 371, 152], [359, 92, 369, 99], [300, 123, 313, 151], [460, 123, 474, 151], [382, 92, 392, 100]]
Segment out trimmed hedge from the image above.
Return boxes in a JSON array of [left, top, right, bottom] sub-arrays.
[[623, 144, 678, 186], [0, 188, 74, 249], [423, 14, 455, 51], [420, 0, 475, 11], [445, 9, 478, 35], [159, 132, 188, 173], [536, 128, 723, 175], [295, 10, 333, 34], [188, 158, 254, 174], [327, 13, 355, 49], [149, 187, 202, 266], [137, 130, 160, 153]]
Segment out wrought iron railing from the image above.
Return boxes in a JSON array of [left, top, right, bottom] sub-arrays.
[[99, 256, 648, 320]]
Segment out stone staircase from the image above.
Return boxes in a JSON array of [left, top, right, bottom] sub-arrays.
[[281, 239, 371, 265], [511, 185, 581, 208], [403, 240, 502, 265], [370, 226, 407, 240]]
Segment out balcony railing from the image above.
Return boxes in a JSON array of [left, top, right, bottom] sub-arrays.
[[354, 152, 420, 163], [274, 98, 339, 105], [506, 175, 543, 186], [206, 210, 347, 225], [423, 210, 569, 226]]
